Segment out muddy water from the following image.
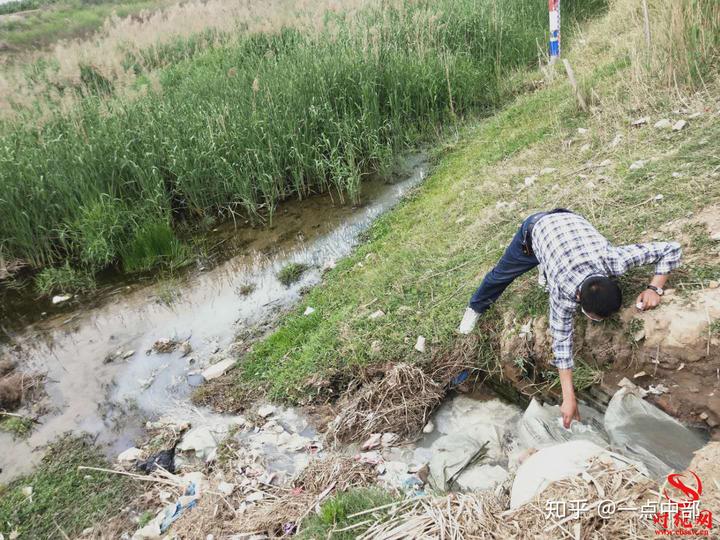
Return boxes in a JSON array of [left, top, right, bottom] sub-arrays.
[[0, 156, 428, 482]]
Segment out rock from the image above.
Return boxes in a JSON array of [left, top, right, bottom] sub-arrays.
[[369, 310, 385, 320], [280, 432, 311, 452], [218, 481, 235, 496], [523, 175, 537, 187], [610, 133, 623, 147], [414, 336, 426, 353], [629, 160, 647, 171], [201, 358, 236, 381], [700, 412, 709, 421], [577, 127, 589, 135], [672, 172, 684, 178], [647, 383, 669, 395], [180, 341, 192, 357], [51, 295, 72, 304], [598, 159, 613, 167], [709, 281, 719, 289], [710, 231, 720, 241], [654, 118, 672, 129], [146, 418, 191, 432], [654, 193, 664, 201], [303, 306, 315, 315], [422, 421, 434, 434], [633, 371, 647, 379], [632, 328, 646, 342], [672, 120, 687, 131], [20, 486, 32, 498], [176, 425, 228, 463], [631, 117, 648, 126], [580, 143, 591, 153], [322, 259, 336, 272], [118, 447, 144, 464], [539, 167, 557, 175], [258, 404, 276, 418]]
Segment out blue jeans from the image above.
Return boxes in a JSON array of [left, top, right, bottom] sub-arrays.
[[468, 212, 547, 314]]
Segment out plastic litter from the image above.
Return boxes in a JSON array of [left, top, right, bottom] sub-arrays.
[[138, 449, 175, 474], [159, 481, 199, 532]]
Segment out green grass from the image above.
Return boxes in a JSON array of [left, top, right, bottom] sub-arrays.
[[0, 0, 59, 16], [0, 436, 138, 539], [277, 262, 308, 287], [234, 26, 720, 403], [0, 415, 34, 438], [0, 0, 168, 49], [35, 262, 96, 295], [0, 0, 605, 287], [299, 488, 397, 539]]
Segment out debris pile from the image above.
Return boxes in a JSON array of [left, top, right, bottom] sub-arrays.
[[0, 359, 43, 413], [328, 363, 444, 445], [170, 453, 375, 538], [361, 456, 659, 539]]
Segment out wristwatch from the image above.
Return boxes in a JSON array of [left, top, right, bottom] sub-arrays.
[[647, 285, 664, 296]]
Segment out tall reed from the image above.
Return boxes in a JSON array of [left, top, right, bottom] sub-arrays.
[[0, 0, 604, 277]]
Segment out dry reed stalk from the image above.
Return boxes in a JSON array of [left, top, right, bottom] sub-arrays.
[[0, 0, 380, 119], [328, 363, 444, 445], [171, 453, 376, 538], [361, 458, 661, 539]]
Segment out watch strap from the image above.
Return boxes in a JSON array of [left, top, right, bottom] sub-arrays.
[[647, 285, 663, 296]]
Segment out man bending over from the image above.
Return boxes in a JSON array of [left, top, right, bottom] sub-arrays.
[[458, 209, 681, 428]]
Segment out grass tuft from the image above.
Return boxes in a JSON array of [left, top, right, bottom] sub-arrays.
[[277, 262, 308, 287], [35, 263, 96, 295], [0, 435, 138, 539]]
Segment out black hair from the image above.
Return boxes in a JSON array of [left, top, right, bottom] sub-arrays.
[[580, 276, 622, 318]]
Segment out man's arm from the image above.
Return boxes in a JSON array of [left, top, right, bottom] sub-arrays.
[[609, 241, 682, 276], [608, 241, 681, 311], [549, 295, 580, 428]]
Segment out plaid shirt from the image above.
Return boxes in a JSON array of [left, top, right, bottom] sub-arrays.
[[531, 212, 682, 370]]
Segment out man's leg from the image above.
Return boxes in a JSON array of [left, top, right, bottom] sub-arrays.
[[458, 216, 540, 334]]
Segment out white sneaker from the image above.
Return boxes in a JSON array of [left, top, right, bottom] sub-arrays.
[[458, 307, 479, 334]]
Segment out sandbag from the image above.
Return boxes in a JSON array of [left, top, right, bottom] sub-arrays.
[[429, 430, 500, 491], [518, 398, 609, 450], [604, 386, 706, 479], [509, 440, 644, 508]]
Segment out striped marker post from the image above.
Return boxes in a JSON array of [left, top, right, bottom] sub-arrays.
[[548, 0, 561, 62]]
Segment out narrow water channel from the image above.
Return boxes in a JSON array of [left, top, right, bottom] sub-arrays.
[[0, 155, 428, 482]]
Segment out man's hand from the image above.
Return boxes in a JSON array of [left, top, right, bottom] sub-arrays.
[[636, 289, 661, 311], [560, 395, 581, 429], [557, 368, 580, 429]]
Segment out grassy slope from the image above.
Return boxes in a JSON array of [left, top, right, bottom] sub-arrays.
[[0, 437, 138, 539], [0, 0, 169, 50], [237, 18, 720, 403]]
